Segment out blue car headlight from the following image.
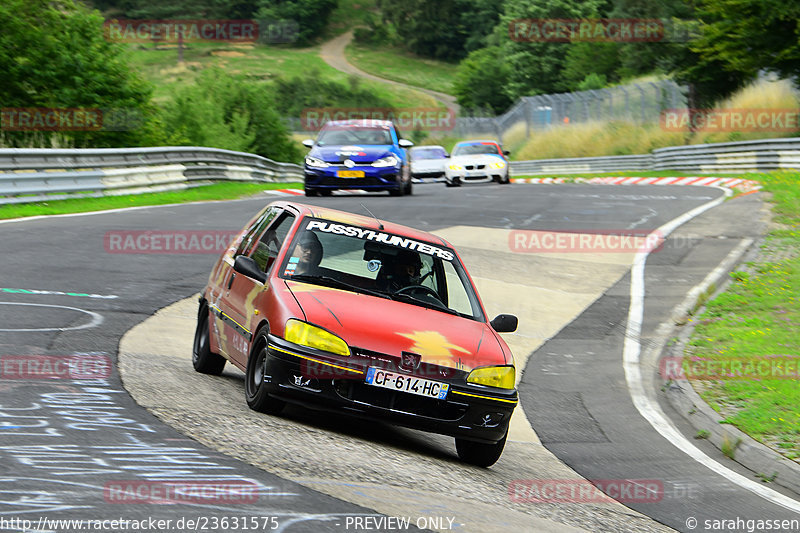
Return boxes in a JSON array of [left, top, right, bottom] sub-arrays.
[[372, 155, 399, 168], [305, 156, 330, 168]]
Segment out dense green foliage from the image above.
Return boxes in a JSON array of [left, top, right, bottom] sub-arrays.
[[0, 0, 158, 147], [89, 0, 338, 45], [270, 71, 392, 118], [162, 68, 301, 161]]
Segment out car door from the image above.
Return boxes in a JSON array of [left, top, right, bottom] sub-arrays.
[[221, 209, 297, 367]]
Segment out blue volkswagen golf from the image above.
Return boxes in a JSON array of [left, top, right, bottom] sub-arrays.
[[302, 119, 414, 197]]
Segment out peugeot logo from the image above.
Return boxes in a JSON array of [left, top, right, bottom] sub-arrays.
[[399, 351, 421, 372], [344, 159, 355, 168]]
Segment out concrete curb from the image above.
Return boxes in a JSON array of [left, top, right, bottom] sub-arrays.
[[658, 233, 800, 495]]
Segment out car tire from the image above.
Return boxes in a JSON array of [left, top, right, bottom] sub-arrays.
[[389, 183, 405, 196], [192, 307, 226, 375], [304, 188, 318, 197], [501, 172, 510, 184], [455, 431, 507, 467], [245, 329, 286, 415], [404, 179, 413, 196], [320, 189, 333, 197]]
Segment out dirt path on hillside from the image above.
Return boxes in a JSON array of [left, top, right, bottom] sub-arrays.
[[319, 30, 459, 113]]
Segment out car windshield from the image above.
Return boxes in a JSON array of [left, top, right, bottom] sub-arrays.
[[280, 218, 485, 321], [411, 147, 447, 160], [452, 143, 500, 156], [316, 126, 393, 146]]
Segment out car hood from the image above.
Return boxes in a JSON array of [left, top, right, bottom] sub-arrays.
[[311, 145, 393, 164], [285, 280, 508, 371], [411, 159, 446, 171]]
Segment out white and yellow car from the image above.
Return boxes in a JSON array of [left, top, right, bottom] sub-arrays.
[[445, 140, 510, 187]]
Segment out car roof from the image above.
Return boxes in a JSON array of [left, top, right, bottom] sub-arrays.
[[270, 201, 451, 247], [454, 140, 501, 146], [410, 145, 446, 150], [323, 119, 394, 128]]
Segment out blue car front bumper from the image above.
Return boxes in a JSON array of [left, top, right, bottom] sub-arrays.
[[304, 165, 403, 191]]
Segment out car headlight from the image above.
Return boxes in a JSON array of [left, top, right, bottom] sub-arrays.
[[490, 161, 506, 169], [284, 319, 350, 356], [467, 365, 515, 389], [372, 155, 399, 168], [305, 156, 330, 168], [448, 164, 463, 171]]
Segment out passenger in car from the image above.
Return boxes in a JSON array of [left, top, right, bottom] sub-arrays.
[[291, 232, 324, 276]]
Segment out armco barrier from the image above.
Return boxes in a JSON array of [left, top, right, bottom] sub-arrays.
[[509, 136, 800, 176], [2, 137, 799, 204], [0, 146, 303, 205]]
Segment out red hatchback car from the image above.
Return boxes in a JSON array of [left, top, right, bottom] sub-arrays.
[[193, 201, 519, 466]]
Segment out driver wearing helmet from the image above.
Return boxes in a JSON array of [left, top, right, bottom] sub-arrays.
[[377, 249, 422, 293]]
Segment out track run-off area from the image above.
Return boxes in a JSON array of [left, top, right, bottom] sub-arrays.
[[0, 182, 798, 533]]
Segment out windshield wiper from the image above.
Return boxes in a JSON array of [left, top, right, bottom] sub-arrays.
[[290, 275, 390, 299], [389, 292, 460, 316]]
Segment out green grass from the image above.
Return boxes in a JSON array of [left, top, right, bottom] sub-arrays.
[[345, 42, 458, 95], [0, 181, 301, 220], [686, 170, 800, 463], [123, 42, 436, 108]]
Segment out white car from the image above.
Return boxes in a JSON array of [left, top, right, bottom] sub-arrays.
[[409, 145, 448, 182], [445, 140, 510, 187]]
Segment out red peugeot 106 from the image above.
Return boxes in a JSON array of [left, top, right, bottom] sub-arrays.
[[193, 201, 519, 466]]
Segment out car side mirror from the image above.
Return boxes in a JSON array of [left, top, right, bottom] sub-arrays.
[[302, 139, 314, 148], [490, 314, 518, 333], [233, 255, 267, 284], [398, 139, 414, 148], [503, 150, 510, 156]]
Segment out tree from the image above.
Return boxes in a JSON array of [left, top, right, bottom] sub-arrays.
[[161, 68, 301, 162], [0, 0, 157, 147], [677, 0, 800, 105], [256, 0, 338, 45], [496, 0, 604, 99], [453, 47, 513, 112]]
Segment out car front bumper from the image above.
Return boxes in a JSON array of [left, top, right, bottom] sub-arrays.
[[263, 335, 517, 443], [305, 165, 404, 191]]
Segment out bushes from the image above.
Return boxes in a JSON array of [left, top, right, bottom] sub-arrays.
[[160, 68, 301, 162]]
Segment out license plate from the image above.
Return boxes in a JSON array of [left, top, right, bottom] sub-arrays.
[[365, 367, 449, 399], [337, 170, 364, 178]]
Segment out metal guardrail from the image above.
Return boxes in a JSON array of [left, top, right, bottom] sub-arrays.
[[511, 136, 800, 176], [0, 147, 303, 205]]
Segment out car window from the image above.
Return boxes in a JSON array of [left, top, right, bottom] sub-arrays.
[[280, 217, 485, 321], [411, 147, 447, 160], [316, 126, 392, 146], [235, 207, 278, 257], [453, 143, 501, 156], [251, 212, 296, 273]]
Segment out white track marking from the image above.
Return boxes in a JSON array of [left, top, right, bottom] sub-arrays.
[[0, 302, 103, 332], [623, 187, 800, 512]]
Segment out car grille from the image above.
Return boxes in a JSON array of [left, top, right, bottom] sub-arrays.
[[465, 164, 486, 170], [319, 175, 388, 186]]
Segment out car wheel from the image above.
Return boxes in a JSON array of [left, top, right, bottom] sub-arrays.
[[320, 189, 333, 196], [245, 329, 286, 415], [501, 171, 510, 184], [304, 188, 318, 197], [455, 431, 507, 467], [192, 306, 226, 375], [389, 183, 405, 196], [404, 179, 413, 196]]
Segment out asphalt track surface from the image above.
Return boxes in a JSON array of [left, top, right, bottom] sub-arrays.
[[0, 183, 798, 532]]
